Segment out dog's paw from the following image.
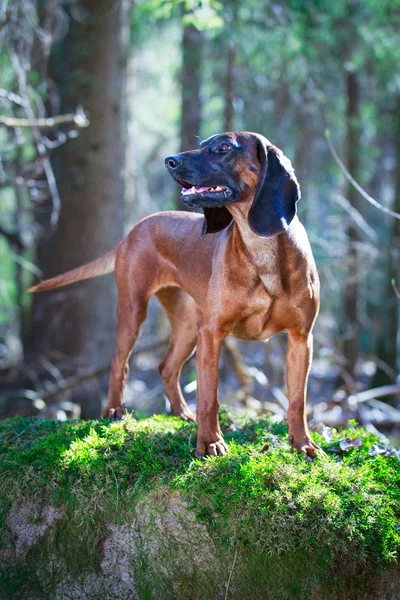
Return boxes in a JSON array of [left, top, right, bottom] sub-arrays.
[[171, 408, 197, 423], [101, 405, 126, 420], [195, 437, 228, 458], [289, 435, 326, 460]]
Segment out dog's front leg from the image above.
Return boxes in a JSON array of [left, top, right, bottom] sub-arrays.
[[286, 332, 323, 458], [195, 324, 228, 457]]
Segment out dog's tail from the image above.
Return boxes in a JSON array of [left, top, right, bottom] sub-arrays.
[[28, 247, 118, 293]]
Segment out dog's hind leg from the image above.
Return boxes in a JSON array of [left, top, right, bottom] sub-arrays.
[[102, 293, 148, 419], [156, 288, 200, 422], [102, 234, 152, 419]]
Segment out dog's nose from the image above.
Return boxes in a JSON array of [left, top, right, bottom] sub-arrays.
[[165, 155, 182, 171]]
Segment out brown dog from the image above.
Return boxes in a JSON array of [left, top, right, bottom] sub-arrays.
[[29, 132, 321, 458]]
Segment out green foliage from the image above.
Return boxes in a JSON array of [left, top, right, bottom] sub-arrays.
[[134, 0, 223, 31], [0, 412, 399, 598]]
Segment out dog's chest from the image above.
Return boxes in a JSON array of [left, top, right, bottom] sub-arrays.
[[230, 244, 283, 340], [231, 280, 281, 342], [251, 248, 283, 300], [257, 269, 283, 298], [232, 308, 279, 341], [239, 230, 283, 297]]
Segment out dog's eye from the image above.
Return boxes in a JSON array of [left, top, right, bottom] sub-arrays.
[[216, 143, 232, 153]]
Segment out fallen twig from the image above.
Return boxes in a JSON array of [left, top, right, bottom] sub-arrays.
[[325, 130, 400, 220], [366, 398, 400, 422], [1, 339, 170, 404], [348, 384, 400, 406], [225, 548, 238, 600], [271, 386, 289, 411], [39, 338, 170, 401]]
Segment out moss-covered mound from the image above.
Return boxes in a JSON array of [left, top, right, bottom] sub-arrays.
[[0, 410, 399, 600]]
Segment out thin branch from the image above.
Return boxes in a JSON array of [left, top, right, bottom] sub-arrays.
[[0, 88, 27, 107], [9, 50, 64, 226], [332, 193, 377, 241], [0, 8, 11, 32], [0, 225, 24, 249], [325, 130, 400, 220], [0, 109, 89, 129], [392, 279, 400, 300]]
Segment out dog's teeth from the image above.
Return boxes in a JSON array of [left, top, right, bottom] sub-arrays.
[[182, 185, 226, 195]]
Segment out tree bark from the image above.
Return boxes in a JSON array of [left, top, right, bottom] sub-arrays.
[[387, 103, 400, 373], [223, 39, 236, 132], [30, 0, 129, 417], [176, 23, 202, 208], [180, 23, 202, 152], [341, 69, 361, 386], [294, 88, 312, 228], [372, 99, 400, 388], [223, 0, 238, 132]]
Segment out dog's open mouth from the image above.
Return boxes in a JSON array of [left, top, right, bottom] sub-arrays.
[[181, 185, 229, 197], [174, 178, 236, 207]]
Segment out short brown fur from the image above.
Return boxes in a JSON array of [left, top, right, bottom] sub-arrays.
[[29, 132, 322, 458]]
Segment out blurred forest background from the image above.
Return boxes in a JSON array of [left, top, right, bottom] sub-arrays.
[[0, 0, 399, 441]]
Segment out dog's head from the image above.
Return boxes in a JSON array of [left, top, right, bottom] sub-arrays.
[[165, 132, 300, 238]]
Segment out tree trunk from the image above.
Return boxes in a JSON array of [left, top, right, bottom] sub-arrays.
[[388, 103, 400, 373], [176, 23, 202, 209], [294, 88, 312, 228], [180, 23, 202, 153], [372, 100, 400, 388], [223, 39, 236, 132], [341, 69, 361, 387], [223, 0, 237, 132], [30, 0, 129, 417]]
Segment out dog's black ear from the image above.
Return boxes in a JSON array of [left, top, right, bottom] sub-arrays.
[[248, 140, 300, 238], [201, 207, 233, 238]]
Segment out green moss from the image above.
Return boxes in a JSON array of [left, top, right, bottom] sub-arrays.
[[0, 410, 399, 599]]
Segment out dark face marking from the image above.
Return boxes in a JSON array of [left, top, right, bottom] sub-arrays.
[[164, 133, 248, 209]]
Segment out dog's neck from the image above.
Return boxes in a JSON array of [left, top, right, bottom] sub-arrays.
[[227, 202, 285, 297], [227, 201, 280, 261]]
